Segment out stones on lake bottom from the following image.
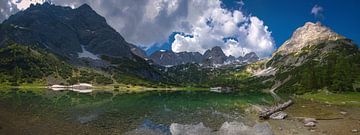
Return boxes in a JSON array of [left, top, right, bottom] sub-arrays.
[[269, 111, 288, 120], [304, 122, 316, 127], [303, 118, 317, 127], [340, 111, 347, 115], [303, 118, 316, 123]]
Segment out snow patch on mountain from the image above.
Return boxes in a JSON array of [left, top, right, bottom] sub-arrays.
[[78, 45, 100, 60]]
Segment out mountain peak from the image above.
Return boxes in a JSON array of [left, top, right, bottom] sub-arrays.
[[211, 46, 222, 51], [204, 46, 226, 57], [275, 22, 344, 55], [78, 3, 92, 10]]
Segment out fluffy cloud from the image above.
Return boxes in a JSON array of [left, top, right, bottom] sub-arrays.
[[1, 0, 275, 57], [311, 5, 324, 19], [171, 1, 274, 57], [11, 0, 45, 10]]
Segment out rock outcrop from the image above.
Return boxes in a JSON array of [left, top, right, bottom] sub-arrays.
[[275, 22, 344, 56]]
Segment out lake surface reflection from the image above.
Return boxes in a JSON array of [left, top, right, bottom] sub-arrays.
[[0, 88, 274, 134]]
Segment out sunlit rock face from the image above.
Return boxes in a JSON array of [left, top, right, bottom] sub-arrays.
[[266, 22, 356, 69], [275, 22, 344, 56]]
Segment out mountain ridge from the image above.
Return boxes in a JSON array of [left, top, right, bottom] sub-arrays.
[[149, 46, 259, 67]]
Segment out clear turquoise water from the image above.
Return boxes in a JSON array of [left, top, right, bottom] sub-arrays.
[[0, 89, 275, 134]]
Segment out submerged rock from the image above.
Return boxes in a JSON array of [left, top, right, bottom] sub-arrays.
[[304, 122, 316, 127], [303, 118, 317, 127], [269, 111, 287, 120], [303, 118, 317, 124]]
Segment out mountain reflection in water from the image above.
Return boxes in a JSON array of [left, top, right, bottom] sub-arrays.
[[0, 88, 274, 134]]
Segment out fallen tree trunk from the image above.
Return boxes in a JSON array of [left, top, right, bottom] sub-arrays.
[[259, 100, 294, 119]]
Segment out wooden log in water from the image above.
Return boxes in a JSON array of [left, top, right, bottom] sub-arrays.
[[259, 100, 294, 119]]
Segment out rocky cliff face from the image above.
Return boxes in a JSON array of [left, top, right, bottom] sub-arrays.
[[267, 22, 354, 68], [0, 3, 140, 59], [149, 50, 178, 66], [240, 52, 259, 63], [203, 46, 228, 65], [275, 22, 344, 56]]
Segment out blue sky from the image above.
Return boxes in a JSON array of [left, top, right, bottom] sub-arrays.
[[226, 0, 360, 48]]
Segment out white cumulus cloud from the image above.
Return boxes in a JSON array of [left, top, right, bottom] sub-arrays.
[[171, 1, 274, 57]]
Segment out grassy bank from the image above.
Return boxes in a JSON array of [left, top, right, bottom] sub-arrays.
[[299, 90, 360, 106]]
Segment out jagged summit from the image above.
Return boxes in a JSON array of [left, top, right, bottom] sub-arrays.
[[78, 3, 92, 10], [275, 22, 345, 55], [149, 46, 259, 67]]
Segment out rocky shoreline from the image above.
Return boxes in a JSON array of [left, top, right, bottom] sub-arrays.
[[264, 99, 360, 135]]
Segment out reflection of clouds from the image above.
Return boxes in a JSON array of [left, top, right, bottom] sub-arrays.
[[170, 121, 273, 135], [71, 88, 93, 93], [125, 121, 273, 135]]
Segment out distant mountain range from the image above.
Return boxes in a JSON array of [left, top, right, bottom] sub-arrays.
[[149, 46, 259, 67], [0, 2, 257, 68]]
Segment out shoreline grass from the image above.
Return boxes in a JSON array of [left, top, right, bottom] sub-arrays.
[[298, 90, 360, 106], [0, 83, 209, 92]]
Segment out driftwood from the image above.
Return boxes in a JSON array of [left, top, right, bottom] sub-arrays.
[[259, 100, 294, 119]]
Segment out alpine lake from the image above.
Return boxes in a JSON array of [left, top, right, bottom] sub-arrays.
[[0, 88, 359, 135]]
